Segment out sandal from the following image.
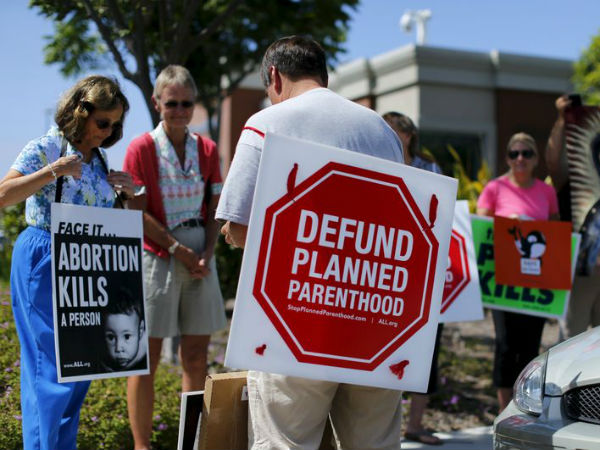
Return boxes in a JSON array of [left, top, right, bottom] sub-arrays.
[[403, 430, 443, 445]]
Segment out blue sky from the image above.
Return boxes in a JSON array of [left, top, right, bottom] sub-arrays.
[[1, 0, 599, 176]]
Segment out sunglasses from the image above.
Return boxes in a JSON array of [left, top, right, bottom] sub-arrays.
[[507, 149, 535, 160], [163, 100, 194, 109], [95, 119, 122, 130]]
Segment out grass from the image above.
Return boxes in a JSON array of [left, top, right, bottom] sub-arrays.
[[1, 280, 498, 447], [0, 283, 229, 450], [419, 326, 498, 431]]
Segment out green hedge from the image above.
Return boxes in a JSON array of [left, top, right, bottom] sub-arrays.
[[0, 203, 26, 281], [0, 285, 22, 450], [0, 284, 229, 450], [214, 233, 243, 300]]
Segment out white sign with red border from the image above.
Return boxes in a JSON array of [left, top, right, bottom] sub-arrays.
[[225, 133, 458, 391], [440, 200, 484, 323]]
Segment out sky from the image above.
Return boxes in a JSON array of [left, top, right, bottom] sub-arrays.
[[1, 0, 599, 176]]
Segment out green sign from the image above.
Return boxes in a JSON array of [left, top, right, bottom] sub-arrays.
[[471, 216, 580, 319]]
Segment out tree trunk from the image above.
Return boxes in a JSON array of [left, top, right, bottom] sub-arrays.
[[135, 77, 160, 126]]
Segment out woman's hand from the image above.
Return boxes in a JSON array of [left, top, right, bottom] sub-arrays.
[[107, 170, 136, 199], [53, 154, 82, 179], [196, 251, 213, 278], [0, 156, 80, 209], [173, 245, 207, 279]]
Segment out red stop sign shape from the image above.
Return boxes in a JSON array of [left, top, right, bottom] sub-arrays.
[[441, 230, 470, 314], [253, 162, 439, 370]]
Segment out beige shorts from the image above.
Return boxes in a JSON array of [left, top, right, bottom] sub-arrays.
[[143, 226, 226, 338], [247, 371, 403, 450]]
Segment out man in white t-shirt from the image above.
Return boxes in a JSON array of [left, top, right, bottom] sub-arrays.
[[216, 36, 404, 450]]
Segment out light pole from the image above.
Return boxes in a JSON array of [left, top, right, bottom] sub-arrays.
[[400, 9, 432, 45]]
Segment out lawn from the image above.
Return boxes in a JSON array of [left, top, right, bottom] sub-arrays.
[[0, 284, 230, 450], [0, 280, 503, 448]]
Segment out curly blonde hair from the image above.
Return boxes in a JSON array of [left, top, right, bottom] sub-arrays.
[[54, 75, 129, 148]]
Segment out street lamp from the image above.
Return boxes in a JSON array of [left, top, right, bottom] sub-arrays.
[[400, 9, 432, 45]]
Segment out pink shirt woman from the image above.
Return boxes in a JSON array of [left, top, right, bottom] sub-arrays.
[[477, 132, 559, 414], [477, 175, 558, 221]]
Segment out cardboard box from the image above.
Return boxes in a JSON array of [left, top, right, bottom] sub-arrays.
[[198, 371, 335, 450], [198, 372, 249, 450]]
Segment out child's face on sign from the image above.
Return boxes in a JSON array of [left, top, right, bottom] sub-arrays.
[[104, 313, 141, 368]]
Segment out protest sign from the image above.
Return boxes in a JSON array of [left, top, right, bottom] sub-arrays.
[[494, 217, 572, 290], [564, 105, 600, 276], [51, 203, 148, 382], [178, 390, 204, 450], [440, 200, 483, 323], [472, 215, 580, 319], [225, 133, 457, 392]]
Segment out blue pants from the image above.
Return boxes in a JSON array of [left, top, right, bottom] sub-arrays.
[[11, 227, 90, 450]]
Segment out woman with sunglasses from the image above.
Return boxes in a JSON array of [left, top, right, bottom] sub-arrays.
[[477, 132, 559, 412], [0, 75, 133, 450], [123, 65, 225, 450]]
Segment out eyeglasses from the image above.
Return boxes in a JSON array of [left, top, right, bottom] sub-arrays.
[[95, 119, 122, 130], [507, 149, 535, 160], [163, 100, 194, 109]]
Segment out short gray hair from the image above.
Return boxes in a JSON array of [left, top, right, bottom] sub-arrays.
[[153, 65, 198, 99]]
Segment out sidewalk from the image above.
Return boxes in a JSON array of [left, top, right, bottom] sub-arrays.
[[401, 426, 493, 449]]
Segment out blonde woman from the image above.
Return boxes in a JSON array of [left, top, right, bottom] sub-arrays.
[[477, 132, 559, 412]]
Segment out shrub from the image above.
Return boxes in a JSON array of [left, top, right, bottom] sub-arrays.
[[0, 203, 26, 281], [77, 363, 182, 450], [215, 233, 243, 300], [0, 285, 23, 450], [0, 283, 185, 450], [447, 145, 490, 212]]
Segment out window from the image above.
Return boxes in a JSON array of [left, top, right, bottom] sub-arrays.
[[419, 131, 483, 179]]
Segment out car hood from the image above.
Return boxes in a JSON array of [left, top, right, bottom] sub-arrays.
[[544, 327, 600, 396]]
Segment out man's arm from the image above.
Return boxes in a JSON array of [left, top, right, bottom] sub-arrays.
[[215, 139, 262, 249], [545, 95, 571, 191]]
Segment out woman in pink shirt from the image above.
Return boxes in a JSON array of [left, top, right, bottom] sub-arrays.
[[477, 132, 559, 412]]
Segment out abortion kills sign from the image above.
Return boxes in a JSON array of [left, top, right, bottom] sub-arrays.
[[51, 204, 149, 382], [225, 134, 457, 391]]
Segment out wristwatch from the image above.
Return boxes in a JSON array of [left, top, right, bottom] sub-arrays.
[[168, 240, 180, 255]]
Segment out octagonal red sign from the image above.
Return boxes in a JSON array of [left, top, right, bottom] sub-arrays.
[[253, 162, 439, 370], [441, 230, 470, 314]]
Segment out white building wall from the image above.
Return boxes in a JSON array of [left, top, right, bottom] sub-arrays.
[[330, 44, 572, 176]]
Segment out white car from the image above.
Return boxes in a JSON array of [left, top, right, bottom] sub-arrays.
[[494, 327, 600, 450]]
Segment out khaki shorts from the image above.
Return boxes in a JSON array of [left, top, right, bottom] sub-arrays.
[[247, 371, 403, 450], [143, 226, 226, 338]]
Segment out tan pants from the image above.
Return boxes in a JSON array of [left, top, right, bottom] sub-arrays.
[[247, 371, 402, 450], [561, 266, 600, 339]]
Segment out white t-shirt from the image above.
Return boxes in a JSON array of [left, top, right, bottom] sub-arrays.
[[216, 87, 404, 225]]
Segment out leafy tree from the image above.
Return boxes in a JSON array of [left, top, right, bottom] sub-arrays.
[[30, 0, 359, 139], [574, 32, 600, 105]]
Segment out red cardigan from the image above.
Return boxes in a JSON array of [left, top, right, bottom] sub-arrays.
[[123, 132, 222, 259]]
